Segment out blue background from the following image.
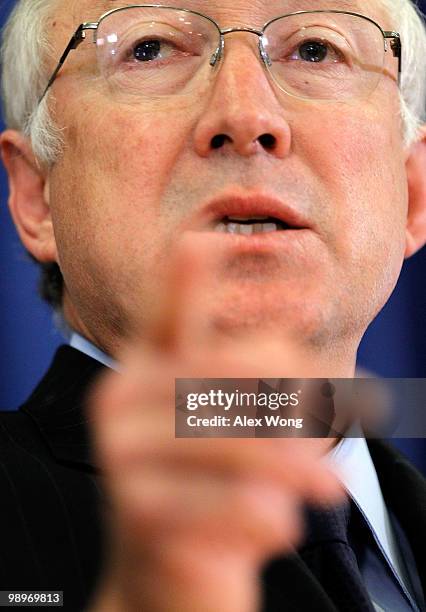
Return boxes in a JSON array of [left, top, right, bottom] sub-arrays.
[[0, 0, 425, 471]]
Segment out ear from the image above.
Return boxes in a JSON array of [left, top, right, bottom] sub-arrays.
[[0, 129, 58, 263], [405, 126, 426, 258]]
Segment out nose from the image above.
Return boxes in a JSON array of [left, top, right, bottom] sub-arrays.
[[193, 39, 292, 159]]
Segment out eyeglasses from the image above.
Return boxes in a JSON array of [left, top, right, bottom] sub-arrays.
[[39, 5, 402, 104]]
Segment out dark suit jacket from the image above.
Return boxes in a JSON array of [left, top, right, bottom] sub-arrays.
[[0, 346, 425, 611]]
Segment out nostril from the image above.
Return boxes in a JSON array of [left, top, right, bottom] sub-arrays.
[[258, 133, 276, 149], [211, 134, 231, 149], [210, 133, 279, 152]]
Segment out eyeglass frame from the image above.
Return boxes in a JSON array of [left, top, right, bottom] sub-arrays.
[[38, 5, 402, 104]]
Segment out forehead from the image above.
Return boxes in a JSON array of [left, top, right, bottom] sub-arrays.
[[77, 0, 388, 28]]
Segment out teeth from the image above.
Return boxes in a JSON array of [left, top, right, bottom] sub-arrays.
[[227, 222, 240, 234], [263, 223, 278, 233], [213, 222, 279, 234], [239, 224, 254, 236]]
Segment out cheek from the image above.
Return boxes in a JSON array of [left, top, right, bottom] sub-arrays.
[[292, 101, 408, 314], [71, 105, 187, 207], [56, 102, 195, 237], [296, 103, 407, 254], [50, 101, 199, 306]]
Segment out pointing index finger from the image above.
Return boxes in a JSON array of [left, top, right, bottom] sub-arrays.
[[145, 232, 227, 353]]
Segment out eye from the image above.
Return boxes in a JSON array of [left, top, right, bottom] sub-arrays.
[[290, 40, 342, 63], [133, 39, 163, 62], [299, 41, 327, 62]]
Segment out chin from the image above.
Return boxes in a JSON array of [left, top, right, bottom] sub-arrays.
[[210, 291, 333, 348]]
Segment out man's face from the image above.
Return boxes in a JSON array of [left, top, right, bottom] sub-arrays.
[[46, 0, 408, 360]]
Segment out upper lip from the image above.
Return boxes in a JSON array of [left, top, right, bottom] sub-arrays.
[[194, 193, 312, 231]]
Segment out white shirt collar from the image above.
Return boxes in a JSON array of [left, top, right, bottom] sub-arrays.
[[69, 332, 118, 370]]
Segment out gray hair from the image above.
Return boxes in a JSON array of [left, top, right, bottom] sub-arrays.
[[1, 0, 426, 307], [379, 0, 426, 144], [1, 0, 62, 165]]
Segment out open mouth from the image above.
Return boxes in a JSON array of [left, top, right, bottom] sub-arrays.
[[194, 193, 312, 238], [212, 216, 293, 235]]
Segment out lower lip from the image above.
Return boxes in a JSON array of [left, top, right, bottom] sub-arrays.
[[188, 228, 314, 255]]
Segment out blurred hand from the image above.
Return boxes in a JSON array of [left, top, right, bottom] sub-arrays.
[[88, 237, 344, 612]]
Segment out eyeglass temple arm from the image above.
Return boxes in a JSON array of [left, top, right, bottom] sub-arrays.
[[384, 31, 402, 83], [38, 23, 98, 104]]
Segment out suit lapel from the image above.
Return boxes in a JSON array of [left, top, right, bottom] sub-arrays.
[[20, 345, 105, 471], [368, 439, 426, 596]]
